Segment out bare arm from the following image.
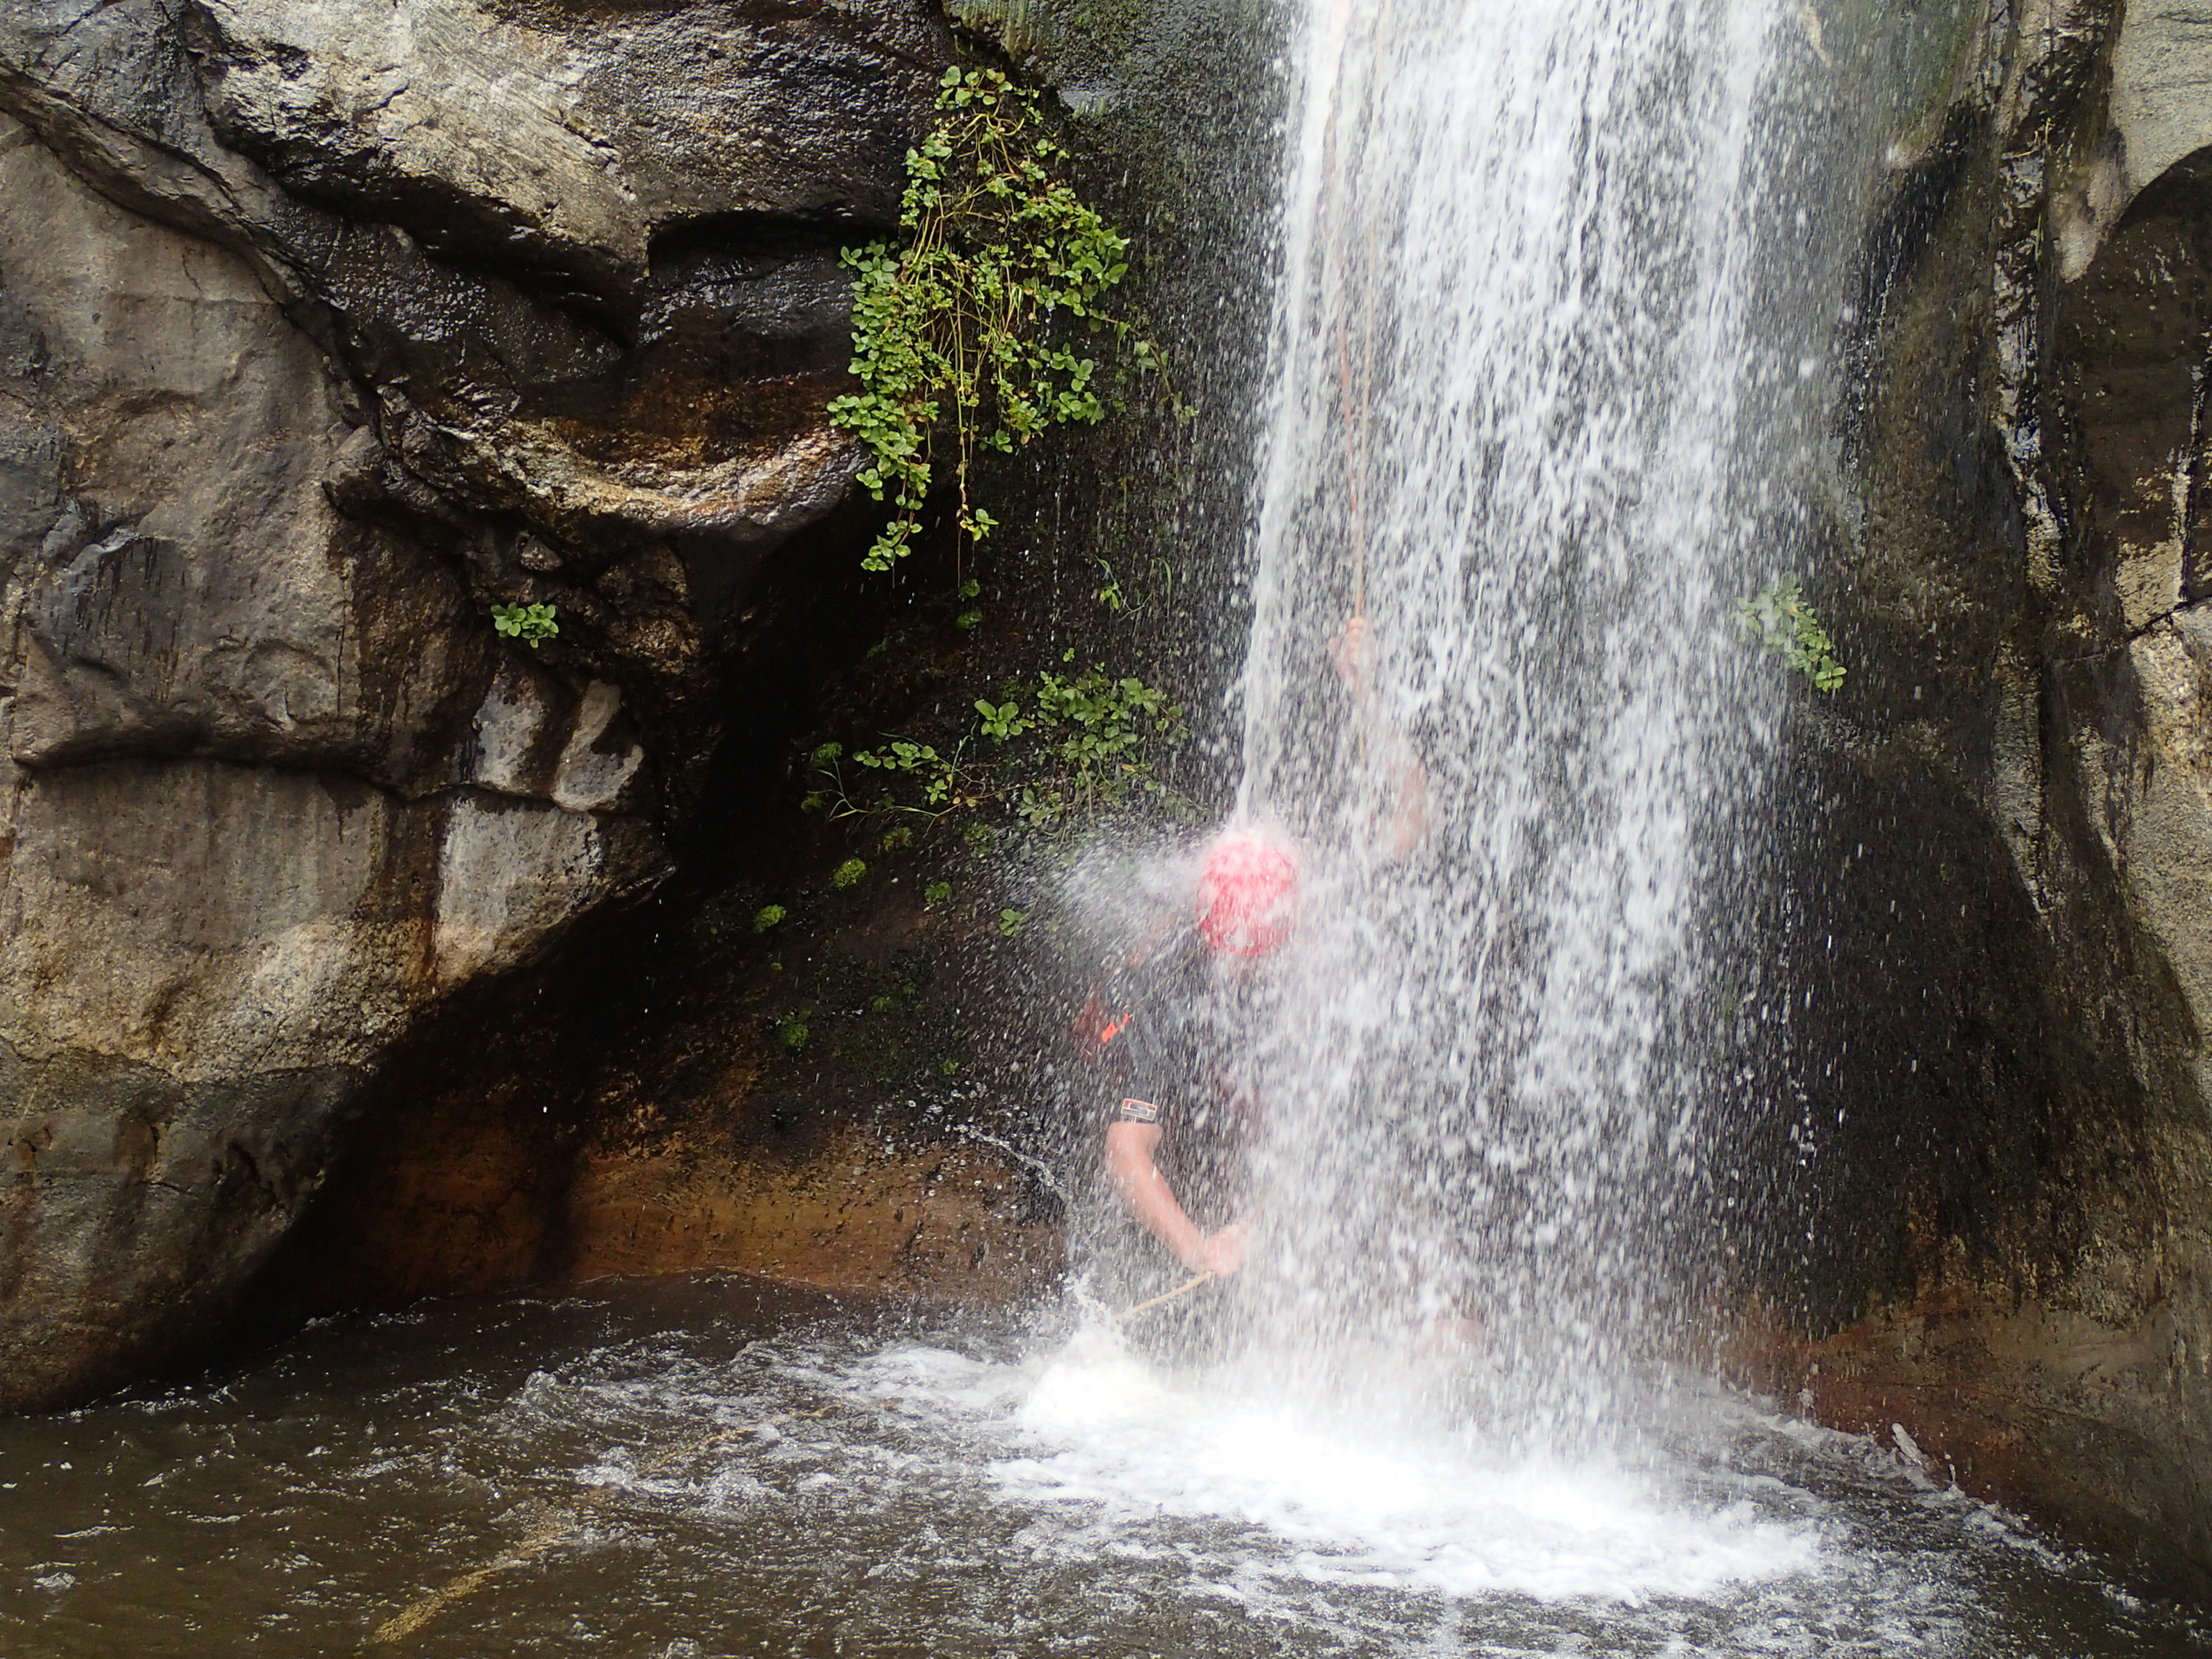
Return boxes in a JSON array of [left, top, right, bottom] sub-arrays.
[[1332, 616, 1430, 860], [1380, 749, 1430, 860], [1103, 1119, 1248, 1276]]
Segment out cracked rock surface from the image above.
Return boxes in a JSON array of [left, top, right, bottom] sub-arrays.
[[1734, 0, 2212, 1600], [0, 0, 945, 1411]]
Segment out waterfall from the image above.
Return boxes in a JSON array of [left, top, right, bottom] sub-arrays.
[[1227, 0, 1799, 1443]]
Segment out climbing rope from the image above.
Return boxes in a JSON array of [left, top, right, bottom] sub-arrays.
[[1113, 1271, 1214, 1323], [1325, 0, 1392, 628], [368, 1509, 587, 1645], [1337, 221, 1376, 626], [367, 1416, 770, 1643]]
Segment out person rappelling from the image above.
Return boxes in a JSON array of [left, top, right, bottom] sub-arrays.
[[1095, 830, 1298, 1286], [1087, 614, 1430, 1312]]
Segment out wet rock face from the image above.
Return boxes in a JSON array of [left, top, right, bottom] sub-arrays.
[[1744, 0, 2212, 1600], [0, 0, 947, 1410]]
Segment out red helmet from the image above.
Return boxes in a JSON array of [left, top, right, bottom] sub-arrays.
[[1195, 833, 1298, 956]]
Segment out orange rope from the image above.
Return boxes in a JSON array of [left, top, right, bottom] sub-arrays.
[[1114, 1271, 1215, 1323], [1338, 295, 1367, 623], [1325, 6, 1380, 626]]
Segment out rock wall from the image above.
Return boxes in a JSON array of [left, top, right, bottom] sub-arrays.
[[233, 0, 1279, 1340], [1731, 0, 2212, 1600], [37, 0, 2212, 1612], [0, 0, 949, 1411]]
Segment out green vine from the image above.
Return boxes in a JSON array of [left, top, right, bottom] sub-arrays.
[[803, 657, 1189, 833], [1734, 578, 1845, 694], [828, 66, 1177, 573]]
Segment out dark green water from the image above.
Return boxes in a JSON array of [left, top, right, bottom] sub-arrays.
[[0, 1276, 2200, 1657]]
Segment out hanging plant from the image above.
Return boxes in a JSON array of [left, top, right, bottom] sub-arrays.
[[828, 66, 1179, 573], [1733, 578, 1846, 693]]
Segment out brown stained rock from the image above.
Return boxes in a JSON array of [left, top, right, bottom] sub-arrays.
[[2051, 155, 2212, 634], [1727, 1288, 2212, 1600], [1763, 0, 2212, 1601], [0, 0, 949, 1410], [281, 1098, 1060, 1310], [262, 685, 1108, 1336], [254, 834, 1071, 1322], [562, 1139, 1062, 1300], [298, 1094, 569, 1305]]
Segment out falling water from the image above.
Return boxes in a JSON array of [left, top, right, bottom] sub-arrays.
[[10, 4, 2190, 1647], [1225, 0, 1800, 1434]]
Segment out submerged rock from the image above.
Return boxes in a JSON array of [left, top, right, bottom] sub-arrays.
[[0, 0, 949, 1411]]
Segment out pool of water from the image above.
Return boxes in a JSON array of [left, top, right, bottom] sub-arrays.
[[0, 1276, 2200, 1657]]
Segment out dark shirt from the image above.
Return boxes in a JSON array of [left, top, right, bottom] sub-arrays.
[[1085, 931, 1260, 1229]]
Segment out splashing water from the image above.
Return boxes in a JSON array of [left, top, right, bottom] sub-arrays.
[[1209, 0, 1802, 1435], [7, 1286, 2193, 1656]]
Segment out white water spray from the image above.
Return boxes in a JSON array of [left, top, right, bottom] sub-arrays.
[[1227, 0, 1799, 1438]]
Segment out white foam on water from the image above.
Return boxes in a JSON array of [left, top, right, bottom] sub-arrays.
[[851, 1329, 1823, 1608]]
